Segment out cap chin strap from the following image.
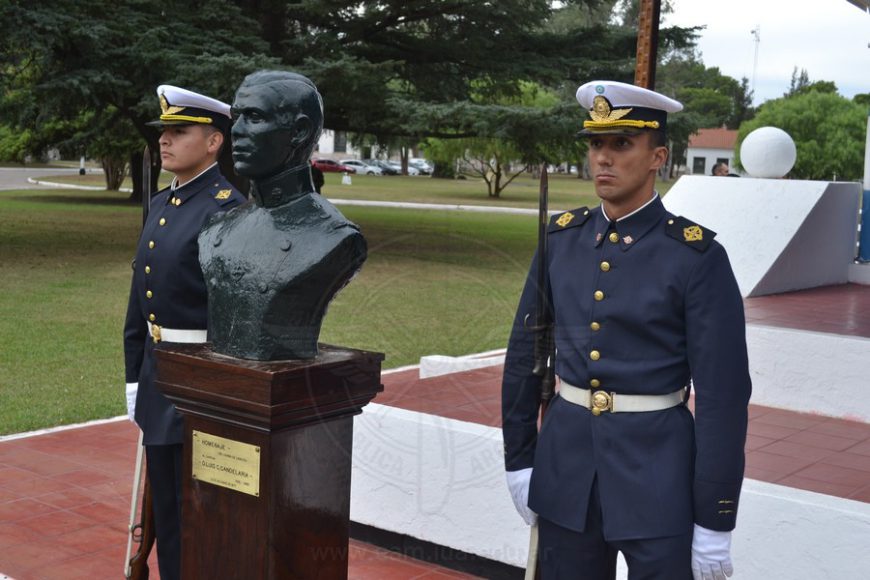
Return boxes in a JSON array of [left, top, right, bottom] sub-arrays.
[[583, 119, 660, 130], [160, 114, 214, 124]]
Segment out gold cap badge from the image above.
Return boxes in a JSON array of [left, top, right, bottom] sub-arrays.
[[590, 96, 633, 123], [159, 94, 185, 116]]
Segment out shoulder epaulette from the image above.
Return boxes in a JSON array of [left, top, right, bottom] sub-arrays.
[[548, 207, 591, 233], [665, 215, 716, 252]]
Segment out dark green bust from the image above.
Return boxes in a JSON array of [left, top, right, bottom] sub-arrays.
[[198, 71, 367, 360]]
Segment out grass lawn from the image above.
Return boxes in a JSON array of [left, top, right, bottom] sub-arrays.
[[0, 187, 546, 435], [3, 167, 680, 434], [45, 170, 676, 210]]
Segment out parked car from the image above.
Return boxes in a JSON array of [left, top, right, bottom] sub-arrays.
[[386, 160, 420, 176], [365, 159, 400, 175], [409, 158, 433, 174], [312, 158, 356, 173], [338, 159, 383, 175]]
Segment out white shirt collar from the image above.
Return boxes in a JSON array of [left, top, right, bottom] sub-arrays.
[[600, 192, 659, 223], [171, 162, 218, 192]]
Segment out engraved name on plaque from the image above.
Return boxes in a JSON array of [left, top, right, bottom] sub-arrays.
[[191, 430, 261, 497]]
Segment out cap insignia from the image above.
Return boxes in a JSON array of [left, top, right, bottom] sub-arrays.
[[590, 96, 632, 123], [683, 225, 703, 242], [595, 85, 605, 94], [215, 189, 232, 200], [159, 94, 185, 116], [556, 212, 575, 227]]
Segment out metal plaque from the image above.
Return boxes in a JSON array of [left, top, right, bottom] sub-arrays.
[[191, 430, 261, 497]]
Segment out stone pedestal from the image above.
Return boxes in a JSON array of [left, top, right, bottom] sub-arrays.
[[155, 343, 384, 579]]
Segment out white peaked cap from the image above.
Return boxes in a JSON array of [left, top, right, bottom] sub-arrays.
[[576, 81, 683, 113], [156, 85, 232, 119]]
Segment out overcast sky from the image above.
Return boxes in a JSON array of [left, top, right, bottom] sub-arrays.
[[666, 0, 870, 105]]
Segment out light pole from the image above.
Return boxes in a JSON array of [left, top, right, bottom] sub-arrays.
[[750, 26, 760, 103]]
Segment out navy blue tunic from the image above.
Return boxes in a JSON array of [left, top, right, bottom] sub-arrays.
[[123, 164, 245, 445], [502, 195, 751, 540]]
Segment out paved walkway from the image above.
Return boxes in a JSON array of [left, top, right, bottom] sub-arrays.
[[0, 168, 84, 191], [0, 419, 475, 579]]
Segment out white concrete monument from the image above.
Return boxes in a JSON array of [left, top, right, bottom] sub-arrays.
[[664, 126, 861, 297]]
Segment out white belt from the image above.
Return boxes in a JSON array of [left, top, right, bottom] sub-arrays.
[[148, 322, 207, 344], [559, 380, 685, 415]]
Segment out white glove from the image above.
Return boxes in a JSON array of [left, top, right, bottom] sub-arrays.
[[692, 524, 733, 580], [505, 468, 536, 525], [125, 382, 138, 422]]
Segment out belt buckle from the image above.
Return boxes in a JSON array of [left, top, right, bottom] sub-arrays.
[[590, 390, 612, 416], [152, 324, 162, 344]]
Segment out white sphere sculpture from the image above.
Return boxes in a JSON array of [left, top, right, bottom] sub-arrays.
[[740, 126, 797, 178]]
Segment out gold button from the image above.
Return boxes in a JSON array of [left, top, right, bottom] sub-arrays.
[[175, 198, 182, 206], [149, 313, 156, 322], [600, 261, 611, 272], [159, 218, 166, 226], [590, 322, 600, 331], [145, 265, 151, 274], [590, 379, 601, 388], [668, 219, 674, 225], [148, 241, 155, 249], [608, 232, 619, 243], [146, 290, 153, 299], [594, 290, 604, 301], [590, 350, 600, 361]]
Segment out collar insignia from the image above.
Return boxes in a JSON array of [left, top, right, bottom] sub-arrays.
[[215, 189, 232, 200], [556, 212, 575, 227], [622, 235, 633, 245], [683, 225, 703, 242], [595, 232, 603, 243], [590, 96, 633, 123]]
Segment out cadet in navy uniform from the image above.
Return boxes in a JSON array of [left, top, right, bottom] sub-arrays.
[[502, 81, 751, 580], [123, 85, 246, 580]]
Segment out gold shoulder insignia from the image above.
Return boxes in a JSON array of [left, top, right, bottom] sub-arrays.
[[556, 212, 574, 227], [215, 189, 232, 200], [683, 225, 703, 242], [665, 216, 715, 251], [549, 207, 591, 233]]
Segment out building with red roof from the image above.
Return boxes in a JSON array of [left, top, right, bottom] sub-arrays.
[[686, 127, 740, 176]]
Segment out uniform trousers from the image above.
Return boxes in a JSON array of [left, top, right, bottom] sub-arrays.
[[538, 478, 693, 580], [146, 443, 183, 580]]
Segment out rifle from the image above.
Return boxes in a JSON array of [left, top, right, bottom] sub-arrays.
[[125, 143, 157, 579], [125, 433, 156, 579], [530, 165, 556, 414], [141, 145, 153, 227], [524, 164, 556, 580]]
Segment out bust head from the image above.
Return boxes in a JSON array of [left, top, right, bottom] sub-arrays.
[[230, 71, 324, 180]]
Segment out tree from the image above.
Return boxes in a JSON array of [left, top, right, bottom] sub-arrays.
[[2, 0, 700, 197], [787, 67, 811, 96], [656, 52, 755, 174], [853, 93, 870, 109], [423, 81, 581, 196], [735, 90, 865, 180], [0, 0, 274, 195]]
